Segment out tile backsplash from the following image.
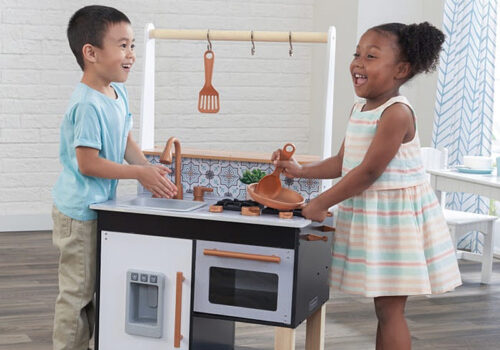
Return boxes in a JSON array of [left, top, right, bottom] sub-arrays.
[[143, 155, 321, 201]]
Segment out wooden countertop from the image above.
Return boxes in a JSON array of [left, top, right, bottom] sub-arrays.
[[143, 146, 321, 164]]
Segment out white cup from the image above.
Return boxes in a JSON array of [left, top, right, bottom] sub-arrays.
[[463, 155, 492, 170]]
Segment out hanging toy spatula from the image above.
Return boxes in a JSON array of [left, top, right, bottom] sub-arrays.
[[198, 50, 220, 113]]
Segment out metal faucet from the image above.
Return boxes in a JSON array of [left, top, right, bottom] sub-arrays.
[[159, 137, 183, 199]]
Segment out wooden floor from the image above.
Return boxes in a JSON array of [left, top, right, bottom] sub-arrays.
[[1, 231, 500, 350]]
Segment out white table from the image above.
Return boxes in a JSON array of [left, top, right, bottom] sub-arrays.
[[428, 168, 500, 258], [428, 169, 500, 201]]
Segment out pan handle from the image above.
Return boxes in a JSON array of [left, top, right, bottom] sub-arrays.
[[297, 204, 333, 217], [280, 143, 296, 161]]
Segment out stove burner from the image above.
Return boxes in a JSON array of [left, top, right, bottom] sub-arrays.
[[215, 198, 263, 211], [261, 207, 304, 218], [215, 198, 303, 217]]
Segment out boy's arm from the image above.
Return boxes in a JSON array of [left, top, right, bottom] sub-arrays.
[[124, 132, 149, 165], [76, 146, 177, 198]]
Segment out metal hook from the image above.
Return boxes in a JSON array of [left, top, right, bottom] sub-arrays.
[[207, 29, 212, 51], [251, 30, 255, 56], [288, 31, 293, 57]]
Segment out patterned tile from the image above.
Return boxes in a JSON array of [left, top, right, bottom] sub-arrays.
[[145, 155, 321, 200]]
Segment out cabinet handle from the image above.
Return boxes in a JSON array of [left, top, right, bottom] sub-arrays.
[[304, 234, 328, 241], [174, 272, 184, 348], [203, 249, 281, 263]]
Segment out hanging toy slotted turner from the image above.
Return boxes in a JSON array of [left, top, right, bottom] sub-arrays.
[[198, 50, 220, 113]]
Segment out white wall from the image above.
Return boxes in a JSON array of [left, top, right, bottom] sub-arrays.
[[309, 0, 444, 155], [0, 0, 315, 230], [357, 0, 445, 148], [0, 0, 445, 231]]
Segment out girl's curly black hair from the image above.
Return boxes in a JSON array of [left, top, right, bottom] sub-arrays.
[[371, 22, 445, 80]]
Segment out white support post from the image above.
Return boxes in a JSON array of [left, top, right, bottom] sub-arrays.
[[321, 26, 336, 192], [140, 23, 156, 150]]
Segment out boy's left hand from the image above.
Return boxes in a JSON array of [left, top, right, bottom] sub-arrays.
[[301, 198, 328, 222]]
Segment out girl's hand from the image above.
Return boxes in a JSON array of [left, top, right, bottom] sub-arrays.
[[271, 149, 303, 178], [301, 198, 328, 222], [138, 164, 178, 198]]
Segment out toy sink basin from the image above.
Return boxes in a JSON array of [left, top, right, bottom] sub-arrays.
[[117, 196, 206, 212], [247, 183, 305, 211]]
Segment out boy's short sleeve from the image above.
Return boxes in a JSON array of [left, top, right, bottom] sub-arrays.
[[72, 102, 102, 150]]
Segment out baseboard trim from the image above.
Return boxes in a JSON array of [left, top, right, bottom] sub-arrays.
[[0, 213, 52, 232]]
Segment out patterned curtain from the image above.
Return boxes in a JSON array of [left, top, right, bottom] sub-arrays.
[[432, 0, 497, 252]]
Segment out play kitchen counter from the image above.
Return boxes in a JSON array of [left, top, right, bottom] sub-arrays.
[[91, 197, 332, 350]]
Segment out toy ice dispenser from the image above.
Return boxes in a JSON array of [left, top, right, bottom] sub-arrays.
[[125, 269, 165, 338]]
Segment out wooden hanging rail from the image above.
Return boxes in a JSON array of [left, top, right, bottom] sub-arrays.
[[149, 29, 328, 43]]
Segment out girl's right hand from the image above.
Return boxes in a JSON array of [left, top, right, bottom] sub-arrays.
[[271, 149, 304, 178], [137, 164, 178, 198]]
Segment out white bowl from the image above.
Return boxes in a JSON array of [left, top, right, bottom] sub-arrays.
[[463, 156, 492, 170]]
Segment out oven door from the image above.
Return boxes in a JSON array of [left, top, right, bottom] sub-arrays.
[[194, 240, 295, 325]]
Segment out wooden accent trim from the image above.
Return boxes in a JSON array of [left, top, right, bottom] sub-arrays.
[[143, 146, 320, 164], [150, 29, 328, 44], [203, 249, 281, 263], [275, 327, 296, 350], [174, 272, 184, 348], [305, 305, 326, 350]]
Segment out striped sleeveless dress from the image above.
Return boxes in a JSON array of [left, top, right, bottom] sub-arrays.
[[331, 96, 462, 297]]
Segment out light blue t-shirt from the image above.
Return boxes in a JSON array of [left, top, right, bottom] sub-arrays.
[[53, 82, 133, 221]]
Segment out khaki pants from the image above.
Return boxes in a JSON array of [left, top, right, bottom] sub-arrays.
[[52, 206, 97, 350]]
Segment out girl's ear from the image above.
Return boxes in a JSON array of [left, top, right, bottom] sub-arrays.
[[82, 44, 97, 64], [395, 61, 411, 80]]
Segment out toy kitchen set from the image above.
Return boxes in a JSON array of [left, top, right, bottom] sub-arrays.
[[91, 26, 337, 350]]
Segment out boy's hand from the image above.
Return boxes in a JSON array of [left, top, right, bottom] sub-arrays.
[[271, 149, 303, 178], [301, 198, 328, 222], [138, 164, 178, 198]]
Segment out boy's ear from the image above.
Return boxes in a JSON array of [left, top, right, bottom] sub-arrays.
[[82, 43, 97, 64], [395, 61, 411, 80]]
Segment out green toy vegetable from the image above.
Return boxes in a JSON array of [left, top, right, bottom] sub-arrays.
[[240, 168, 268, 184]]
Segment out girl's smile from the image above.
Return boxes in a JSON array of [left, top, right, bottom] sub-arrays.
[[353, 73, 368, 87]]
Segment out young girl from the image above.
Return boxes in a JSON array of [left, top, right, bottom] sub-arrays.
[[273, 22, 462, 350]]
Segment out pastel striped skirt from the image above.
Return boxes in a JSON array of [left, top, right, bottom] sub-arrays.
[[331, 182, 462, 297]]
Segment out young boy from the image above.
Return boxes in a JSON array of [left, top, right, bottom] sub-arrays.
[[52, 5, 177, 350]]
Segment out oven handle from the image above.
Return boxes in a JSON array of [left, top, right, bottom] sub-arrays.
[[174, 271, 184, 348], [203, 249, 281, 263]]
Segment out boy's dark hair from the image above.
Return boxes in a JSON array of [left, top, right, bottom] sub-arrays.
[[371, 22, 445, 80], [67, 5, 131, 70]]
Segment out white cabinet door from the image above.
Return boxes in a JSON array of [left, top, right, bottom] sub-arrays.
[[99, 231, 192, 350]]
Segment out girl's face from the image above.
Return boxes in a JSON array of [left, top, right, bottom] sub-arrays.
[[350, 29, 409, 102]]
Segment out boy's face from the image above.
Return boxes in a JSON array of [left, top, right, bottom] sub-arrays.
[[92, 21, 135, 83]]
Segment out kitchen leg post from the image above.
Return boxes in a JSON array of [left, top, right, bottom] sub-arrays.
[[305, 304, 326, 350], [274, 327, 296, 350]]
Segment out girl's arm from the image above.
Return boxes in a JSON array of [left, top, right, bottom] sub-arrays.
[[303, 103, 414, 221], [272, 141, 345, 179], [273, 105, 354, 179]]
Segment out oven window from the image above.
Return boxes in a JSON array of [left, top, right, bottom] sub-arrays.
[[208, 267, 279, 311]]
